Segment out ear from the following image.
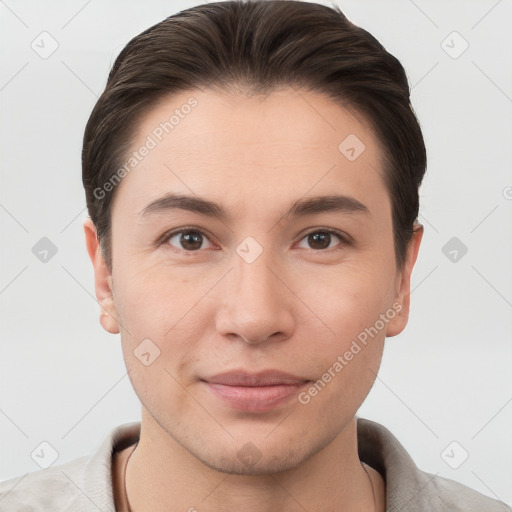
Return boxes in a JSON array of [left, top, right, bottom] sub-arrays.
[[385, 222, 424, 337], [83, 217, 120, 334]]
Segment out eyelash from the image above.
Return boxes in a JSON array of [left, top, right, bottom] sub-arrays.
[[158, 226, 349, 254]]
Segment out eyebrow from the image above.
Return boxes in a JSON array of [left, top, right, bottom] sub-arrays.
[[138, 192, 370, 221]]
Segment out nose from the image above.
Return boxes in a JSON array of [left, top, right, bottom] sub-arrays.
[[215, 246, 295, 345]]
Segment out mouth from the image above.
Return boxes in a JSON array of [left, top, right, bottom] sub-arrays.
[[201, 370, 310, 413]]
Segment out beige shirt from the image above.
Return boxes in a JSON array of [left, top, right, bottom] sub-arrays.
[[0, 418, 510, 511]]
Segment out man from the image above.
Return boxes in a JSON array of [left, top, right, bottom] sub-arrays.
[[1, 1, 509, 510]]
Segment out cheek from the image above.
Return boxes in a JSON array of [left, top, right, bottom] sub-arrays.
[[113, 268, 204, 414], [298, 275, 387, 417], [113, 263, 204, 336], [298, 265, 392, 403], [307, 264, 394, 341], [114, 260, 225, 353]]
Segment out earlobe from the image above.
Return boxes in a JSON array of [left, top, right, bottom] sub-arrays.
[[385, 222, 424, 338], [83, 217, 120, 335], [99, 308, 119, 334]]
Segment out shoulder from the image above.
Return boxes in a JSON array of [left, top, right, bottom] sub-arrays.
[[0, 421, 140, 512], [0, 455, 87, 511], [357, 418, 511, 512], [423, 471, 511, 512]]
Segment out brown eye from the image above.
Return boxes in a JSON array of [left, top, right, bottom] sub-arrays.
[[167, 230, 212, 251], [297, 229, 346, 251]]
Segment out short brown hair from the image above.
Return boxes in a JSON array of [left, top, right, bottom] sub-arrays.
[[82, 0, 426, 271]]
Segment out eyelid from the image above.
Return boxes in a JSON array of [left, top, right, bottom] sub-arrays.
[[299, 227, 349, 240]]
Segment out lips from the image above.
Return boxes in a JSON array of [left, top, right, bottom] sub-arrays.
[[205, 370, 308, 386], [201, 370, 310, 413]]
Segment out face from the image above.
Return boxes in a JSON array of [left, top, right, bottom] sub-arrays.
[[85, 87, 421, 474]]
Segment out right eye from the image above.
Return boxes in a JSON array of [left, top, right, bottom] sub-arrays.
[[163, 228, 215, 252]]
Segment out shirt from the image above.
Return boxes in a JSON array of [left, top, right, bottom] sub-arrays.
[[0, 418, 509, 511]]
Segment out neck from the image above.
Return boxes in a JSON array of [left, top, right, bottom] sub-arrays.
[[125, 409, 384, 512]]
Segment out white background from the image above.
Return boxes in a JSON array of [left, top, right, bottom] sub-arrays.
[[1, 0, 511, 506]]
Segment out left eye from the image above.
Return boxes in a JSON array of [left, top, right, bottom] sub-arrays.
[[166, 230, 213, 251], [297, 230, 345, 251]]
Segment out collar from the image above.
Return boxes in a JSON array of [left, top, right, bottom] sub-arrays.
[[72, 417, 502, 512]]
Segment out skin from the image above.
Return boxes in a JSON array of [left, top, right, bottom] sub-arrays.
[[84, 87, 423, 511]]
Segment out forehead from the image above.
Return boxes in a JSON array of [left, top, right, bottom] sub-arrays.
[[112, 87, 390, 225]]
